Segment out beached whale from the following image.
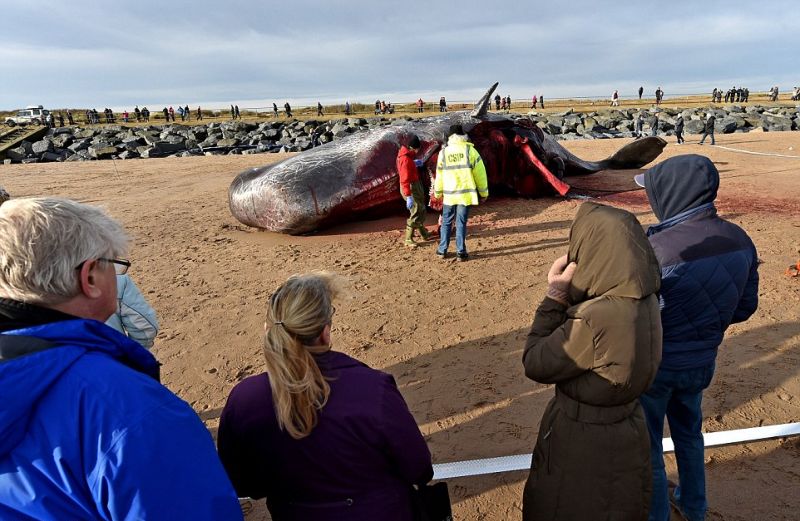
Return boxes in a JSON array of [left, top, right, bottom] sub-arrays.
[[229, 83, 666, 234]]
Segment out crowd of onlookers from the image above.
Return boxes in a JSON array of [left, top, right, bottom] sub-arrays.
[[711, 86, 751, 103], [12, 85, 798, 131]]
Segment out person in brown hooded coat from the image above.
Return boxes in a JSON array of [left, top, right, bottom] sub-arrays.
[[522, 202, 663, 521]]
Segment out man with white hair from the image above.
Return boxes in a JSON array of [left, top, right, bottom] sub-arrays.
[[0, 198, 242, 520]]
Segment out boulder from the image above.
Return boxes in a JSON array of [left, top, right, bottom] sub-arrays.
[[761, 115, 792, 132], [685, 120, 706, 134], [88, 145, 118, 159], [68, 139, 91, 152], [5, 147, 27, 161], [117, 150, 140, 160], [152, 141, 185, 154], [718, 117, 741, 134], [32, 140, 54, 155], [217, 138, 241, 147], [41, 151, 67, 162]]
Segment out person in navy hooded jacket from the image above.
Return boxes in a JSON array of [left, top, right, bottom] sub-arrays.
[[635, 155, 759, 521], [0, 197, 242, 521]]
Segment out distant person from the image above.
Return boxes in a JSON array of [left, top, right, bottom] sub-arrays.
[[611, 89, 620, 106], [712, 88, 718, 102], [522, 202, 662, 521], [184, 105, 190, 121], [230, 104, 235, 119], [634, 111, 645, 139], [196, 106, 203, 120], [0, 197, 242, 520], [284, 102, 292, 118], [639, 85, 644, 99], [417, 97, 424, 113], [375, 99, 381, 114], [655, 86, 664, 105], [317, 101, 323, 116], [396, 134, 430, 247], [439, 96, 447, 112], [47, 113, 55, 128], [106, 273, 159, 349], [218, 272, 433, 520], [345, 101, 351, 115], [699, 112, 715, 145], [134, 106, 141, 122], [434, 124, 488, 261], [177, 106, 185, 121], [531, 95, 538, 109], [66, 110, 74, 125], [142, 107, 150, 121], [635, 155, 759, 521], [539, 95, 544, 109], [273, 102, 279, 117], [501, 97, 507, 111], [506, 95, 511, 111], [58, 112, 65, 127], [162, 107, 169, 121], [234, 105, 240, 119], [675, 114, 685, 144], [122, 110, 129, 123], [494, 94, 501, 110], [651, 111, 659, 136], [380, 100, 387, 114], [168, 106, 175, 122]]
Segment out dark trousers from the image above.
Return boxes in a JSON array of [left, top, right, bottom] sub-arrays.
[[404, 181, 427, 229], [699, 129, 715, 145], [641, 364, 715, 521]]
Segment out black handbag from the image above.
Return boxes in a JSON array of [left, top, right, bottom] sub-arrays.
[[413, 482, 453, 521]]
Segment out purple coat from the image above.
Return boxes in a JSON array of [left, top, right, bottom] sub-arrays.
[[218, 350, 433, 521]]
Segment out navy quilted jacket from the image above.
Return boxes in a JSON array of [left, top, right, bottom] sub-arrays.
[[642, 155, 759, 370]]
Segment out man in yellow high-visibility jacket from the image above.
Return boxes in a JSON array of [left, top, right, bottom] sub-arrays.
[[434, 124, 489, 261]]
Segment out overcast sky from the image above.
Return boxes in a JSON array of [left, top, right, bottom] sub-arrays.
[[1, 1, 798, 111]]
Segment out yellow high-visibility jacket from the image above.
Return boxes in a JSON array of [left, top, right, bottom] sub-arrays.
[[434, 134, 489, 206]]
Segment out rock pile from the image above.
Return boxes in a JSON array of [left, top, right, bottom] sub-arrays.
[[3, 105, 799, 164]]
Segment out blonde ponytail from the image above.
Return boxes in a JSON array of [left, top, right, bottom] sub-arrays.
[[263, 272, 340, 439]]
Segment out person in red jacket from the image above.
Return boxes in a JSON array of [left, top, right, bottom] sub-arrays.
[[396, 135, 430, 247]]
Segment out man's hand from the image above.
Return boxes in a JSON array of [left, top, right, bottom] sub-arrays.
[[406, 196, 414, 210], [546, 254, 577, 304]]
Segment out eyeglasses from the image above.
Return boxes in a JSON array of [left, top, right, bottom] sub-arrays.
[[75, 258, 131, 275]]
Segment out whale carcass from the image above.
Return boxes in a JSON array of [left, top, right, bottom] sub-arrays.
[[229, 83, 666, 234]]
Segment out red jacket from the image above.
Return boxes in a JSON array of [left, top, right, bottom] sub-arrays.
[[396, 146, 419, 197]]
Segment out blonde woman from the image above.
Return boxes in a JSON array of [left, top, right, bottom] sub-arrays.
[[217, 272, 432, 521]]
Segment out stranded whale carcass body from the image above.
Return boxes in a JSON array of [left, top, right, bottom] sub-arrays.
[[229, 83, 666, 234]]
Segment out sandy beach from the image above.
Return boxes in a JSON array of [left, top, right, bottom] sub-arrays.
[[2, 131, 798, 520]]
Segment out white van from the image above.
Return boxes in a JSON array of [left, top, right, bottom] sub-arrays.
[[4, 105, 50, 126]]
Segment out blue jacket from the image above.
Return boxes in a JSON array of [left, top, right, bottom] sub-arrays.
[[641, 155, 759, 370], [0, 301, 242, 521]]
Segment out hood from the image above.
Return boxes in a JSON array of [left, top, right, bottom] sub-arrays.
[[0, 319, 159, 456], [642, 154, 719, 221], [447, 134, 468, 146], [567, 202, 661, 302]]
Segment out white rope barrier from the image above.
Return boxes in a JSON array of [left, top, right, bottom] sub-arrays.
[[432, 422, 800, 480], [711, 145, 800, 159]]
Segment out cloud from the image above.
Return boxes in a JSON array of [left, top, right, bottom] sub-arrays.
[[0, 1, 798, 109]]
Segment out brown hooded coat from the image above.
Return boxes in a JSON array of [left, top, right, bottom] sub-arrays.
[[522, 202, 663, 521]]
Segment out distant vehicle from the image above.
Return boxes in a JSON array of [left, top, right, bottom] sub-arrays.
[[4, 105, 50, 126]]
